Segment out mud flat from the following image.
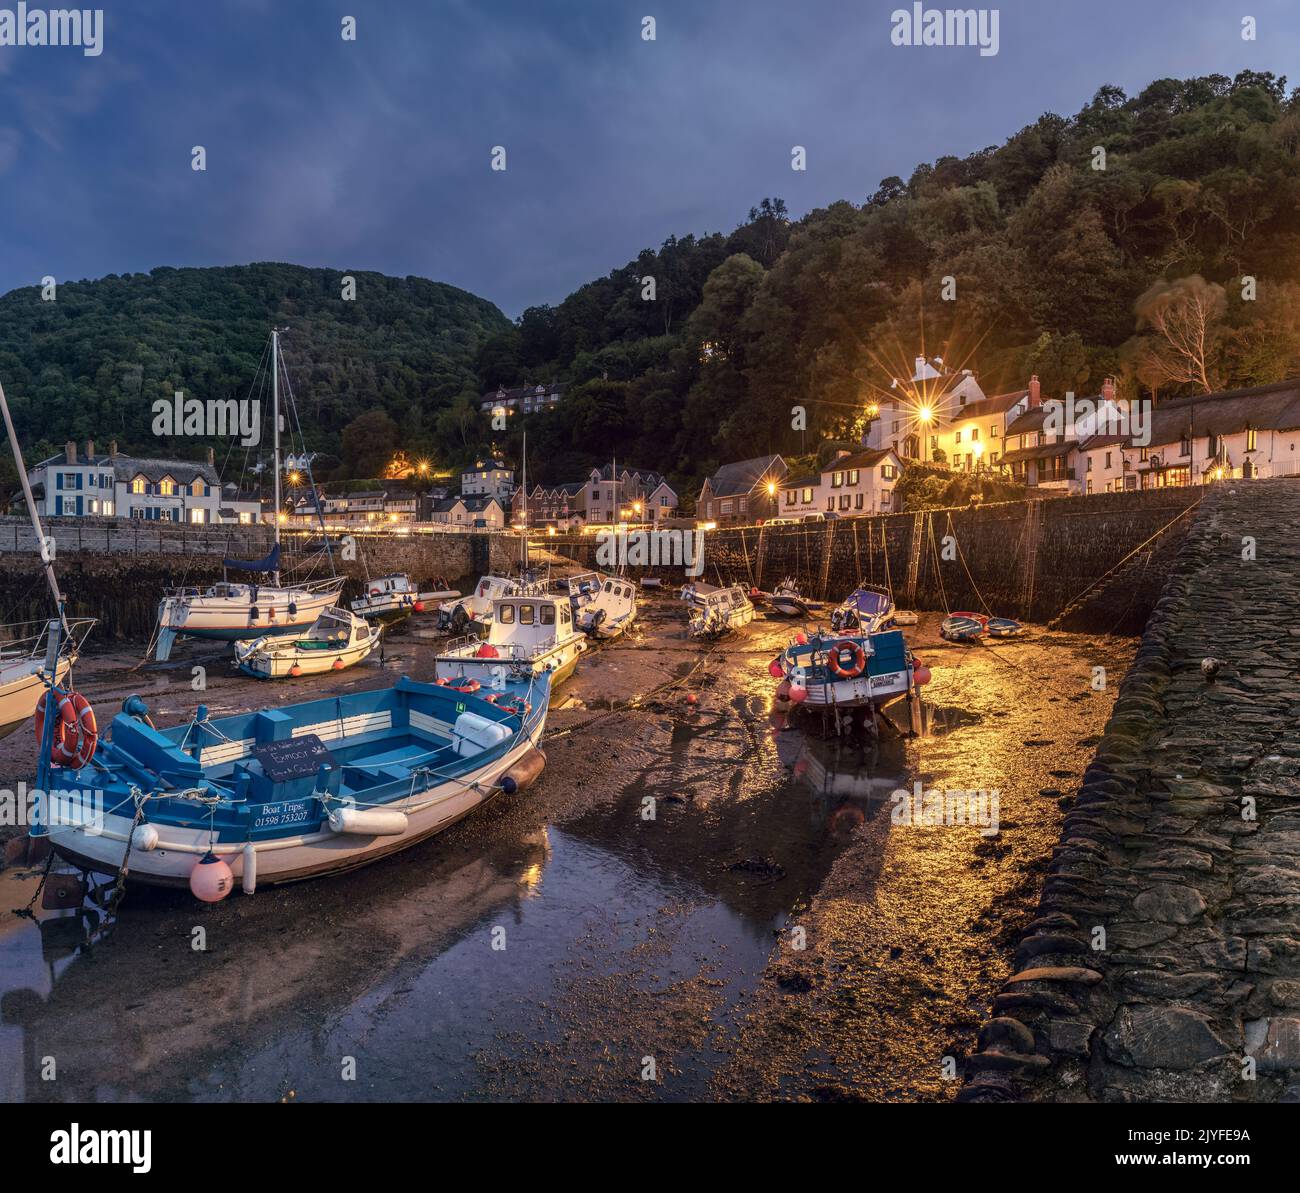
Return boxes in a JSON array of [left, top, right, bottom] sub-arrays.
[[0, 599, 1130, 1101]]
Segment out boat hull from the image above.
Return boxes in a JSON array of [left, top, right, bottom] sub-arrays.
[[47, 703, 549, 889], [0, 655, 72, 739], [235, 633, 380, 679], [160, 585, 344, 643]]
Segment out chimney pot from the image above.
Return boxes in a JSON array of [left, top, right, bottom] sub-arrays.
[[206, 446, 215, 468], [109, 440, 118, 460], [1101, 376, 1116, 403], [65, 441, 76, 465], [1028, 375, 1042, 407], [86, 439, 94, 460]]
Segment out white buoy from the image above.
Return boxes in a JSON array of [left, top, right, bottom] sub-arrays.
[[130, 824, 159, 851], [327, 807, 409, 836], [241, 842, 257, 895]]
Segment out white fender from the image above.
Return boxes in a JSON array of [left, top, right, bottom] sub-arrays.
[[131, 823, 159, 851], [242, 841, 257, 894], [328, 807, 409, 836]]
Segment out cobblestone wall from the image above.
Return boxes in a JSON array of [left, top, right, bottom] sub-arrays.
[[962, 478, 1300, 1103]]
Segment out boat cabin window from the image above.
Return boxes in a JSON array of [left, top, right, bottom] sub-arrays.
[[604, 581, 614, 593], [519, 604, 535, 625], [541, 605, 556, 625], [499, 604, 515, 624], [561, 606, 571, 625]]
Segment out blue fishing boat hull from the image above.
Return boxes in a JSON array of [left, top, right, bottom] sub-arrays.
[[779, 629, 914, 710], [37, 673, 550, 892]]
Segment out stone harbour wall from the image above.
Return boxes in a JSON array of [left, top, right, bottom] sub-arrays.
[[961, 478, 1300, 1103]]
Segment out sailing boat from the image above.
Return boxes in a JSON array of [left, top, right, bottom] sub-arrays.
[[154, 330, 343, 660], [0, 377, 95, 736]]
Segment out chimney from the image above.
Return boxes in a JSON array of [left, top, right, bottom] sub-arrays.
[[914, 355, 927, 379], [1028, 375, 1041, 407], [65, 440, 76, 465], [1101, 376, 1116, 405], [206, 446, 215, 468], [85, 439, 94, 460], [109, 440, 118, 460]]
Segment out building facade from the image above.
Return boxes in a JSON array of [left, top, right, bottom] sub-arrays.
[[697, 455, 788, 526], [776, 448, 902, 519], [461, 460, 515, 502]]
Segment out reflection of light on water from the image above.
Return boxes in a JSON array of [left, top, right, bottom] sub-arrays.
[[517, 826, 551, 893], [519, 863, 543, 890]]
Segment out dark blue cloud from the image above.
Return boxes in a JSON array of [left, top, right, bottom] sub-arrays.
[[1, 0, 1295, 316]]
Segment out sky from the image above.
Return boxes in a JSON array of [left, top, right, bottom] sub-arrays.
[[1, 0, 1296, 318]]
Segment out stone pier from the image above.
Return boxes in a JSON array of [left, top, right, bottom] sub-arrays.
[[963, 478, 1300, 1102]]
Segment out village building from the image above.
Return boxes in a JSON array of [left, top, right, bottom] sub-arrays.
[[777, 448, 903, 518], [478, 382, 567, 416], [864, 356, 988, 461], [522, 464, 677, 529], [697, 454, 788, 525], [27, 440, 259, 524], [460, 459, 515, 503]]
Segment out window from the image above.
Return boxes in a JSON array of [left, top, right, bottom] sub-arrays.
[[954, 430, 962, 444], [131, 475, 146, 494], [1087, 480, 1094, 494], [855, 493, 864, 510], [1247, 428, 1258, 452], [801, 488, 812, 503], [192, 479, 206, 496], [1179, 437, 1191, 457], [880, 490, 892, 509], [989, 452, 998, 465], [839, 494, 850, 510], [1105, 451, 1112, 468], [848, 470, 859, 485], [103, 501, 114, 516], [881, 464, 897, 480], [519, 604, 535, 625], [158, 508, 174, 521], [971, 428, 979, 441], [831, 471, 843, 487], [990, 425, 999, 438], [190, 508, 206, 523], [719, 499, 733, 516], [541, 605, 556, 625], [738, 496, 748, 513], [785, 490, 795, 505], [1086, 457, 1093, 472], [158, 476, 176, 496], [706, 501, 714, 517], [826, 497, 834, 511], [1139, 447, 1149, 462]]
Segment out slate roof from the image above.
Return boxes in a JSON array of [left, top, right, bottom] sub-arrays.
[[703, 455, 787, 497], [37, 450, 221, 487], [827, 448, 898, 471]]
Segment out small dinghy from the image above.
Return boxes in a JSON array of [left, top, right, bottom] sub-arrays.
[[941, 612, 986, 642], [986, 616, 1025, 638], [34, 675, 550, 895], [891, 610, 919, 626], [235, 608, 381, 679], [351, 573, 458, 624], [578, 577, 638, 640]]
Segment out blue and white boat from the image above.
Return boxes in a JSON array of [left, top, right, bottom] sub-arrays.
[[830, 584, 895, 634], [32, 674, 549, 896], [775, 628, 926, 714]]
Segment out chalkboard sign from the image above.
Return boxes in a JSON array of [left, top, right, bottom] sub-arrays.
[[253, 733, 335, 783]]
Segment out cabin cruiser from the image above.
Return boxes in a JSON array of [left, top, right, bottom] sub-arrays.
[[351, 573, 458, 623], [234, 608, 382, 679], [830, 584, 895, 634], [434, 590, 585, 689], [578, 576, 638, 640], [437, 574, 520, 634], [686, 584, 754, 639], [34, 677, 549, 894], [752, 577, 817, 618]]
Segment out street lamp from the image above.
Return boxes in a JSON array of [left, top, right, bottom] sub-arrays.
[[972, 440, 984, 472], [917, 405, 934, 463]]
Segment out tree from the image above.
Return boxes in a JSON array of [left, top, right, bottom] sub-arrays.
[[340, 409, 400, 479], [1133, 274, 1227, 393]]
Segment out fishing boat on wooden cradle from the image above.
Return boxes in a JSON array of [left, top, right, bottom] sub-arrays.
[[351, 573, 458, 623], [771, 628, 929, 716], [685, 584, 754, 639], [32, 676, 550, 896]]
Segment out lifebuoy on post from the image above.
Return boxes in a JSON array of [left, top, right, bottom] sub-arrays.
[[828, 640, 867, 680], [35, 690, 98, 769]]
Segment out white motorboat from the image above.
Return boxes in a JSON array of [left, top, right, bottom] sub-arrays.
[[434, 589, 585, 691], [351, 573, 458, 623], [438, 574, 521, 633], [686, 584, 754, 639], [234, 608, 381, 679], [578, 576, 638, 640], [156, 330, 343, 660]]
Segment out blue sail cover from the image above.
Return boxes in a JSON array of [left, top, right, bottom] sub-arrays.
[[844, 587, 892, 619], [223, 543, 280, 573]]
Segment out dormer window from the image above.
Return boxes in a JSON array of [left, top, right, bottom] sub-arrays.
[[158, 475, 176, 496], [131, 475, 147, 494]]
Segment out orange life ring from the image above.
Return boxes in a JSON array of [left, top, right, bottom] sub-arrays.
[[828, 640, 867, 680], [35, 690, 98, 768], [495, 697, 532, 718], [448, 678, 481, 694]]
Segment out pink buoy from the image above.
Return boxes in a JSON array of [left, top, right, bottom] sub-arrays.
[[332, 658, 345, 670], [775, 679, 792, 699], [685, 693, 698, 705], [788, 685, 808, 704], [914, 664, 932, 686], [413, 600, 425, 613], [190, 852, 234, 902], [768, 657, 784, 679], [795, 632, 808, 645]]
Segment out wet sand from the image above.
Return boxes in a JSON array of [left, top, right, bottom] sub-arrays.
[[0, 598, 1131, 1101]]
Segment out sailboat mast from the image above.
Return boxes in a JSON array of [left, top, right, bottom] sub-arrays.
[[271, 329, 282, 587], [0, 378, 71, 637], [520, 429, 528, 574]]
